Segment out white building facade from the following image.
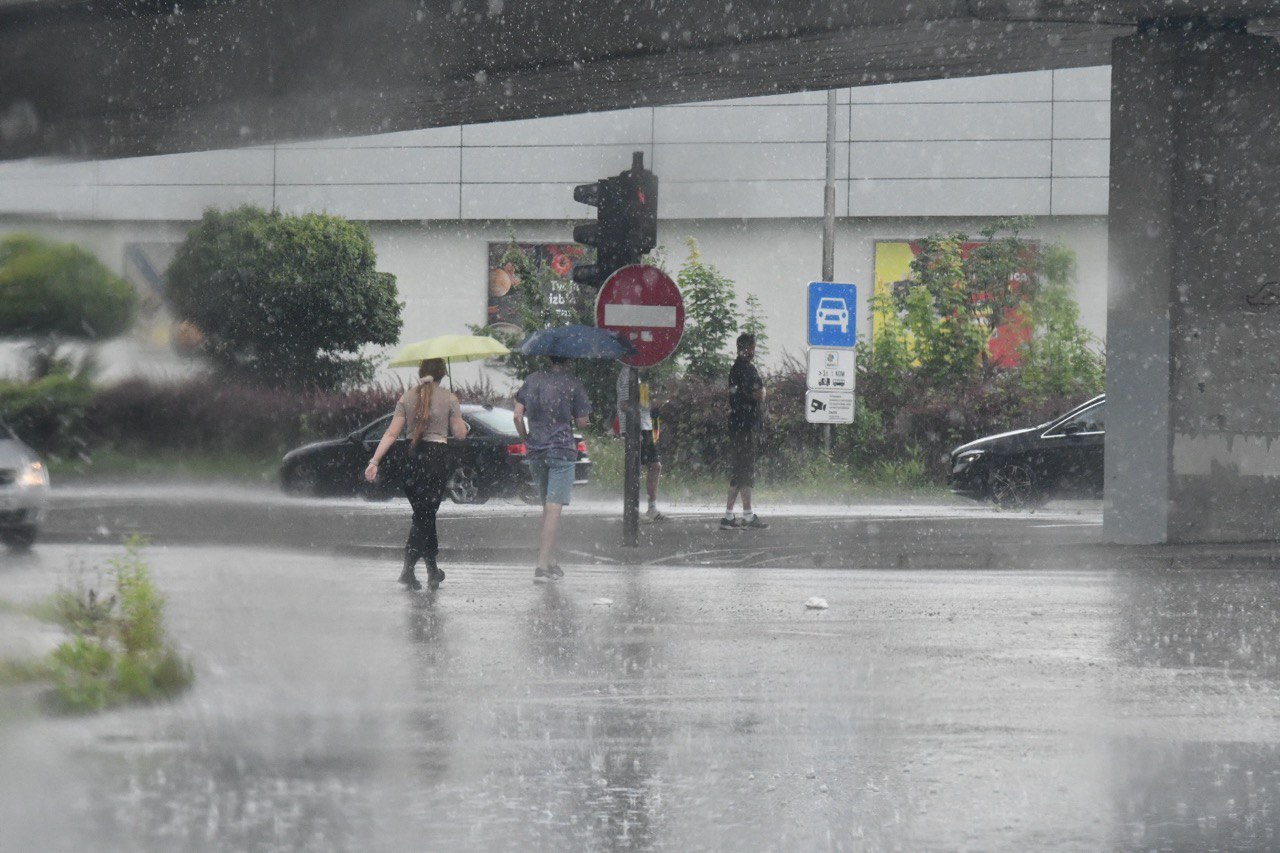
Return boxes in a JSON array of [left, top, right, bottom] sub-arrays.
[[0, 66, 1110, 382]]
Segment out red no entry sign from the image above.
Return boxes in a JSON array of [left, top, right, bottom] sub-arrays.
[[595, 264, 685, 367]]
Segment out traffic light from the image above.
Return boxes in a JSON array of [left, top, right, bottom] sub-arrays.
[[572, 151, 658, 289]]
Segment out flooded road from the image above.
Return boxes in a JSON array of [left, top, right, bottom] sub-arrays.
[[3, 540, 1279, 851]]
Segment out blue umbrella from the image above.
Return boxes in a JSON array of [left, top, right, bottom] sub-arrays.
[[519, 324, 637, 359]]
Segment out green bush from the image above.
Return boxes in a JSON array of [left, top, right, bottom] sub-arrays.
[[47, 536, 193, 714], [0, 372, 93, 458], [166, 206, 402, 390], [0, 234, 137, 341], [50, 637, 114, 711], [82, 378, 403, 459]]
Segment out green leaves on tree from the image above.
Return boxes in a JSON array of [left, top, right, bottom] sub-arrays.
[[0, 234, 139, 378], [165, 206, 403, 390]]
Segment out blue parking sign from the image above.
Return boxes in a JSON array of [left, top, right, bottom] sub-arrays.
[[807, 282, 857, 348]]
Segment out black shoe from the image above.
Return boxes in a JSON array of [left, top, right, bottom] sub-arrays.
[[720, 516, 742, 530], [533, 564, 564, 584], [399, 554, 422, 589], [427, 564, 445, 590], [743, 514, 769, 529]]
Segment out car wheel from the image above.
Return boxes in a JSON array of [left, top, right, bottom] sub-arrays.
[[447, 464, 488, 504], [0, 526, 36, 550], [988, 463, 1044, 508]]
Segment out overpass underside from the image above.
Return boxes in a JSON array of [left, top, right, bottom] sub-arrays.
[[0, 0, 1140, 161], [4, 1, 1280, 544]]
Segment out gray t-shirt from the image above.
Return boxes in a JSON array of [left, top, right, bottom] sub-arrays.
[[394, 382, 462, 444], [515, 369, 591, 460]]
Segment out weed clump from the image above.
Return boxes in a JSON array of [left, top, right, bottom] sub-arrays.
[[48, 535, 193, 713]]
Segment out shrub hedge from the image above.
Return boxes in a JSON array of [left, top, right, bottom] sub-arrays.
[[83, 379, 405, 456], [0, 373, 94, 458], [652, 362, 1097, 483], [0, 367, 1098, 484]]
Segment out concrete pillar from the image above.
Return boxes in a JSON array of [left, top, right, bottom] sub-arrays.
[[1106, 19, 1280, 543]]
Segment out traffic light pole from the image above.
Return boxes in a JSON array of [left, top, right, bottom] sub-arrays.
[[623, 366, 641, 547], [572, 151, 659, 547]]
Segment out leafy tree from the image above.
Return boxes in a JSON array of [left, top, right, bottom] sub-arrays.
[[479, 241, 620, 423], [1018, 244, 1105, 400], [165, 206, 402, 390], [897, 232, 988, 384], [888, 217, 1075, 385], [0, 234, 138, 378], [740, 292, 770, 361], [674, 237, 740, 379]]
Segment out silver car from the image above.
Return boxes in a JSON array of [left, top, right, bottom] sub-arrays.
[[0, 419, 50, 549]]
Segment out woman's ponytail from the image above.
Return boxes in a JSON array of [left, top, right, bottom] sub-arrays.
[[411, 358, 447, 447]]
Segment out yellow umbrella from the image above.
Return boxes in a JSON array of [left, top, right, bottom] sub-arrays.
[[388, 334, 509, 367]]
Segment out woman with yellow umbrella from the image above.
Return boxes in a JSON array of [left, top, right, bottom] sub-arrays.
[[364, 334, 508, 590]]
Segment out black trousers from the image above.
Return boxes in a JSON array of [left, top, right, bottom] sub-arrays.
[[402, 442, 455, 565]]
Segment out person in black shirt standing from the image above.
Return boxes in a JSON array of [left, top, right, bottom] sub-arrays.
[[722, 333, 768, 529]]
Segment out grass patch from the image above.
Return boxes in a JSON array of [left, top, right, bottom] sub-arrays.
[[47, 535, 194, 712], [0, 658, 52, 684], [38, 535, 194, 713], [49, 446, 281, 484], [586, 431, 952, 505]]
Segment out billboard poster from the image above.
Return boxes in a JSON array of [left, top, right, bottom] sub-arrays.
[[122, 241, 184, 348], [486, 242, 588, 333], [872, 239, 1034, 368]]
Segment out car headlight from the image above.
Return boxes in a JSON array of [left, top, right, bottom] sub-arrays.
[[953, 449, 985, 468], [18, 460, 49, 488]]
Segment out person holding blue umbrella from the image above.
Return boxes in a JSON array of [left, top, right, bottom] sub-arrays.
[[515, 325, 628, 582]]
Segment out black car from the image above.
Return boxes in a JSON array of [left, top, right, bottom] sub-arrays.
[[280, 403, 591, 504], [948, 394, 1104, 507]]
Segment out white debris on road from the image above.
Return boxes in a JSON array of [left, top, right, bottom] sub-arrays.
[[804, 597, 829, 610], [592, 598, 614, 607]]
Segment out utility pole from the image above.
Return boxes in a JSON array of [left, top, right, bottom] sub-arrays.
[[821, 88, 837, 455]]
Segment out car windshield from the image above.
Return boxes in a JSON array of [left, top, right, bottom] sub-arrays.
[[1060, 401, 1104, 432], [465, 406, 519, 436], [1049, 399, 1111, 432]]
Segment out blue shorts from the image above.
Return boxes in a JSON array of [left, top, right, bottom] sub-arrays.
[[528, 456, 575, 506]]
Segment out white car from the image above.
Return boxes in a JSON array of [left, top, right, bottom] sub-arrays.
[[0, 420, 50, 549], [815, 297, 849, 334]]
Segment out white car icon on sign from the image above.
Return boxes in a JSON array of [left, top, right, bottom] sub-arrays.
[[815, 297, 849, 334]]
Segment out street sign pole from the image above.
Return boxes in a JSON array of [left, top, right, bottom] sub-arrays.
[[806, 282, 857, 427], [623, 366, 641, 547], [595, 263, 686, 550]]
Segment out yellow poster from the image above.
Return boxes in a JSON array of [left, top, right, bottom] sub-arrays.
[[872, 241, 916, 343]]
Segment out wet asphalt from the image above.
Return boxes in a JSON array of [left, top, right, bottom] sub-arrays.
[[2, 487, 1280, 851]]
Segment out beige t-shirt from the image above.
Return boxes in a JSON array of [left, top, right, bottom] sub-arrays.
[[394, 382, 462, 444]]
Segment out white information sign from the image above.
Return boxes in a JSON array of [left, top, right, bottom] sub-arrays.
[[807, 347, 855, 391], [805, 390, 855, 424]]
